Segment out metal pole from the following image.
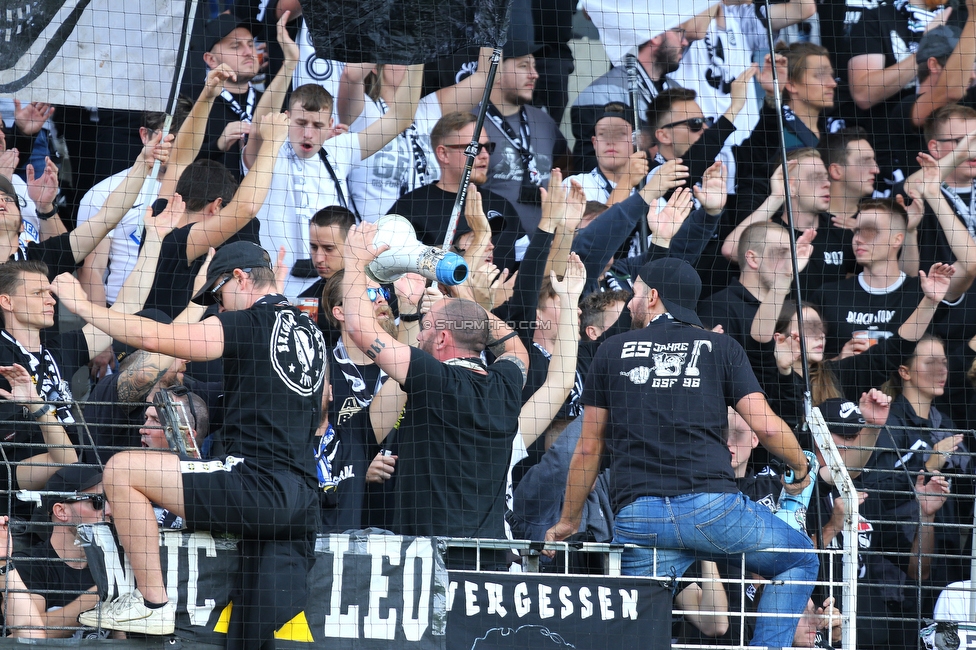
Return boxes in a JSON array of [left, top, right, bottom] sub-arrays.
[[442, 47, 504, 250], [625, 53, 649, 254]]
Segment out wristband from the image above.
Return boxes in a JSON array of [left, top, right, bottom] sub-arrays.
[[35, 205, 58, 221], [29, 403, 54, 419], [400, 311, 424, 323], [790, 458, 812, 483], [0, 561, 14, 575]]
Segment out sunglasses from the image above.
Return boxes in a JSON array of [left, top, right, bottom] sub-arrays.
[[367, 287, 391, 303], [660, 117, 706, 133], [443, 142, 496, 156], [65, 494, 105, 511], [210, 268, 252, 306]]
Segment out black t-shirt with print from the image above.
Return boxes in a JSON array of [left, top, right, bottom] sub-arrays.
[[143, 219, 261, 318], [394, 347, 522, 539], [582, 314, 762, 510], [212, 297, 326, 482], [320, 349, 385, 533], [811, 273, 924, 358], [776, 212, 856, 294]]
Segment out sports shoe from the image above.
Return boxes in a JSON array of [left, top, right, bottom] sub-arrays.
[[78, 593, 176, 635]]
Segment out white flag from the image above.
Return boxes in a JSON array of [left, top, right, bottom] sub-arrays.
[[0, 0, 189, 112], [580, 0, 721, 66]]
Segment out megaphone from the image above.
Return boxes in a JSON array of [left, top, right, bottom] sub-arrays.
[[366, 214, 468, 285]]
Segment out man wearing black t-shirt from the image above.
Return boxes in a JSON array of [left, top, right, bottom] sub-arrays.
[[546, 258, 818, 648], [197, 15, 263, 180], [143, 114, 287, 318], [389, 111, 526, 273], [342, 223, 529, 564], [53, 241, 326, 641], [2, 466, 110, 638], [813, 196, 974, 358], [725, 148, 856, 294]]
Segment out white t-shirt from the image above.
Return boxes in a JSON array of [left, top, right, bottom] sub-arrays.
[[11, 174, 40, 246], [347, 93, 443, 223], [256, 133, 361, 298], [672, 3, 765, 192], [76, 171, 160, 304], [293, 19, 345, 123], [564, 168, 617, 203], [934, 580, 974, 622]]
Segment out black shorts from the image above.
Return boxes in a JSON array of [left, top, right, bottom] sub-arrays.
[[179, 456, 319, 539]]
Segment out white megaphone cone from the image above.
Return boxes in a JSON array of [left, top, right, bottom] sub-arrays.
[[366, 214, 469, 285]]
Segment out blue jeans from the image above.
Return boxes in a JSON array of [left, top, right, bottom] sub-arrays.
[[613, 492, 819, 648]]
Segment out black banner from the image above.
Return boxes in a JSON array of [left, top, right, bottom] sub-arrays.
[[445, 571, 672, 649], [301, 0, 511, 65]]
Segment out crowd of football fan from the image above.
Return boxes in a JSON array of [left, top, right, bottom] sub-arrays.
[[3, 0, 976, 645]]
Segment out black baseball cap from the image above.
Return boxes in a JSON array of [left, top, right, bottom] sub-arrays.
[[595, 102, 635, 128], [916, 25, 961, 63], [818, 398, 866, 438], [39, 465, 102, 514], [636, 258, 703, 327], [191, 240, 273, 305], [113, 308, 174, 365], [0, 176, 19, 204], [204, 14, 251, 53]]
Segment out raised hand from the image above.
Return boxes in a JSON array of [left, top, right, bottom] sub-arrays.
[[50, 273, 92, 313], [919, 262, 954, 302], [26, 156, 59, 209], [0, 364, 41, 406], [258, 112, 290, 145], [551, 252, 586, 300], [640, 159, 689, 204], [12, 100, 54, 136], [728, 63, 759, 117], [203, 63, 236, 100], [624, 150, 649, 189], [464, 183, 489, 234], [563, 179, 586, 233], [344, 222, 386, 268], [858, 388, 891, 426], [148, 193, 186, 241], [276, 10, 299, 66], [647, 186, 693, 242], [895, 189, 925, 233], [539, 168, 567, 232], [692, 161, 727, 215]]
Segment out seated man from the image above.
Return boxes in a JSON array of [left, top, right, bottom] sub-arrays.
[[2, 465, 111, 638]]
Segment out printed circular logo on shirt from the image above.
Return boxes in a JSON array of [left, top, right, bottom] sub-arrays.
[[270, 310, 326, 396], [305, 57, 334, 82]]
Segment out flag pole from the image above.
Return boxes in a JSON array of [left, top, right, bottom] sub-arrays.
[[139, 0, 200, 230], [441, 47, 504, 251]]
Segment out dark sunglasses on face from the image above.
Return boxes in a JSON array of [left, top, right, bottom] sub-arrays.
[[65, 494, 105, 510], [660, 117, 706, 133], [443, 142, 496, 156]]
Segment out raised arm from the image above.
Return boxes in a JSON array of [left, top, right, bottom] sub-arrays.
[[160, 65, 235, 197], [434, 47, 492, 113], [50, 273, 224, 362], [69, 135, 170, 263], [898, 263, 953, 341], [518, 256, 585, 447], [184, 113, 290, 262], [722, 163, 792, 261], [918, 153, 976, 299], [242, 11, 299, 170], [342, 222, 414, 384], [357, 65, 423, 159], [336, 63, 373, 128]]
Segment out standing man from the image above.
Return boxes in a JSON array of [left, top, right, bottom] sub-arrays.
[[478, 15, 569, 234], [545, 257, 819, 648], [342, 223, 529, 568], [820, 128, 881, 230], [50, 240, 326, 643]]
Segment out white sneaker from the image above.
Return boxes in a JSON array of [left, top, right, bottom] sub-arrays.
[[78, 593, 176, 634]]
